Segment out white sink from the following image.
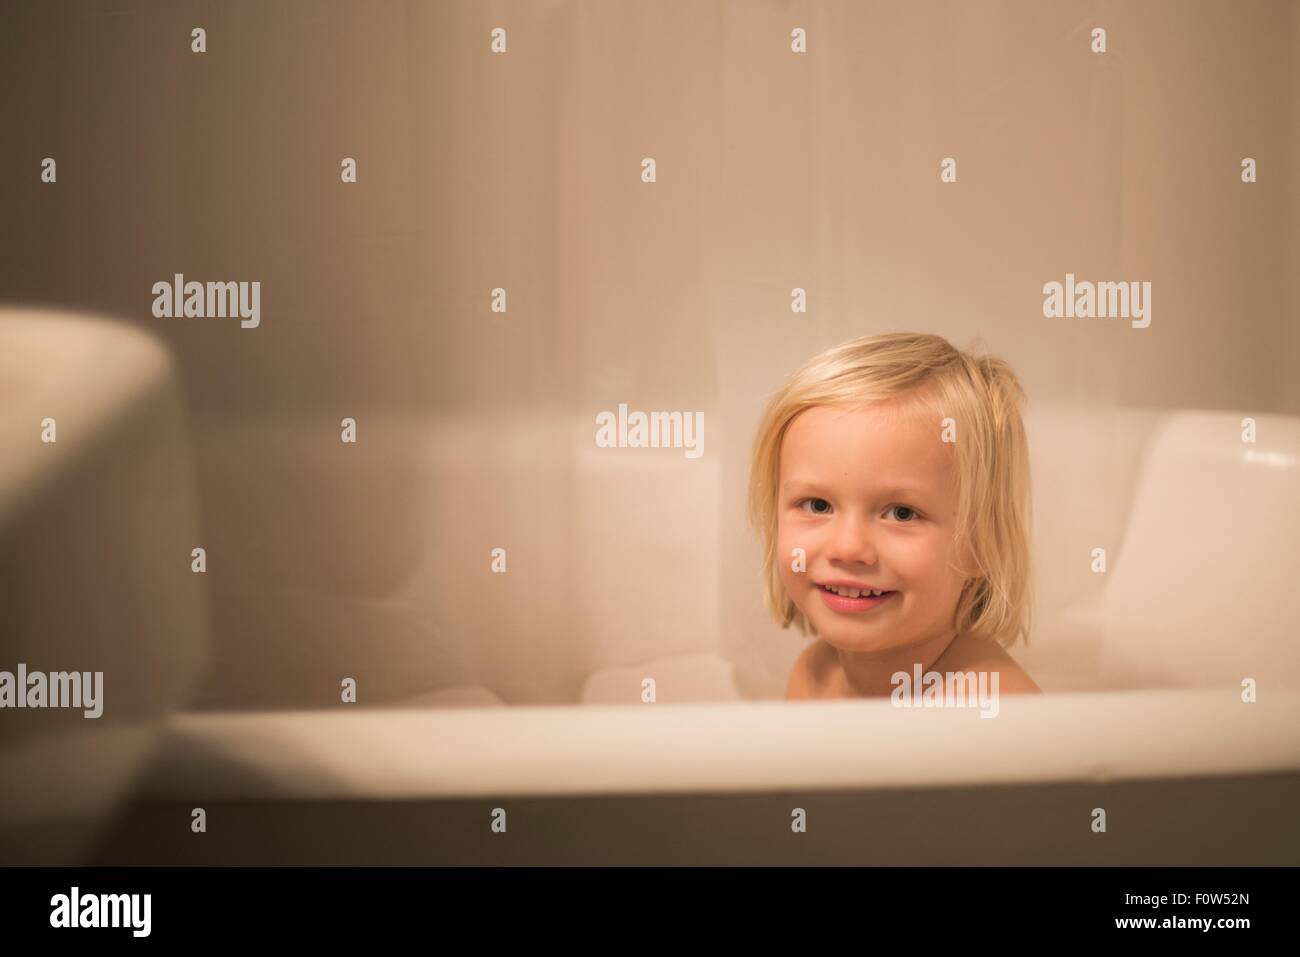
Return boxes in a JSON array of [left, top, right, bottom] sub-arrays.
[[0, 306, 210, 864]]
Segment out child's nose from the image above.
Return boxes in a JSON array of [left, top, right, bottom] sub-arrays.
[[826, 512, 879, 564]]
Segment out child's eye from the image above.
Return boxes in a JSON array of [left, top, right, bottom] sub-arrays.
[[796, 497, 833, 515], [794, 499, 920, 522]]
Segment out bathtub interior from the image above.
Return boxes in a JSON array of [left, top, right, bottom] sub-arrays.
[[1095, 411, 1300, 690], [185, 403, 1299, 711]]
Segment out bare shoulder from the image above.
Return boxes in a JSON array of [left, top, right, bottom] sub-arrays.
[[991, 658, 1042, 694], [942, 634, 1043, 695], [785, 641, 827, 700]]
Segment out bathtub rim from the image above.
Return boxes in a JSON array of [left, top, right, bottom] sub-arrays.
[[123, 686, 1300, 803]]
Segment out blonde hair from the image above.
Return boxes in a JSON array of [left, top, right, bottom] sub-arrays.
[[746, 331, 1033, 649]]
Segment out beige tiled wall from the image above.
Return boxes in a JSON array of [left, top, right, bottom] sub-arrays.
[[2, 1, 1295, 706]]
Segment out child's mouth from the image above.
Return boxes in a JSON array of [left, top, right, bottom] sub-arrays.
[[816, 584, 898, 613]]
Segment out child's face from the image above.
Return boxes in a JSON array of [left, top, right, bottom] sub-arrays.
[[776, 402, 974, 655]]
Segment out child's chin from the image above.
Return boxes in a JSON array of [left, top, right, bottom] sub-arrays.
[[815, 626, 898, 655]]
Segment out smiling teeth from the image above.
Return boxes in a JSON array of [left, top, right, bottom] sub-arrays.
[[824, 585, 889, 598]]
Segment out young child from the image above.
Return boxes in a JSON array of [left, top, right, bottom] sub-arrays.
[[746, 332, 1042, 700]]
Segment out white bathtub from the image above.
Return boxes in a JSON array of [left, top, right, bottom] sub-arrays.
[[92, 688, 1300, 865], [91, 408, 1300, 865]]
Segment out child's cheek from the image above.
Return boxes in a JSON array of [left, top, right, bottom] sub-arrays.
[[774, 521, 793, 586], [776, 520, 808, 601]]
